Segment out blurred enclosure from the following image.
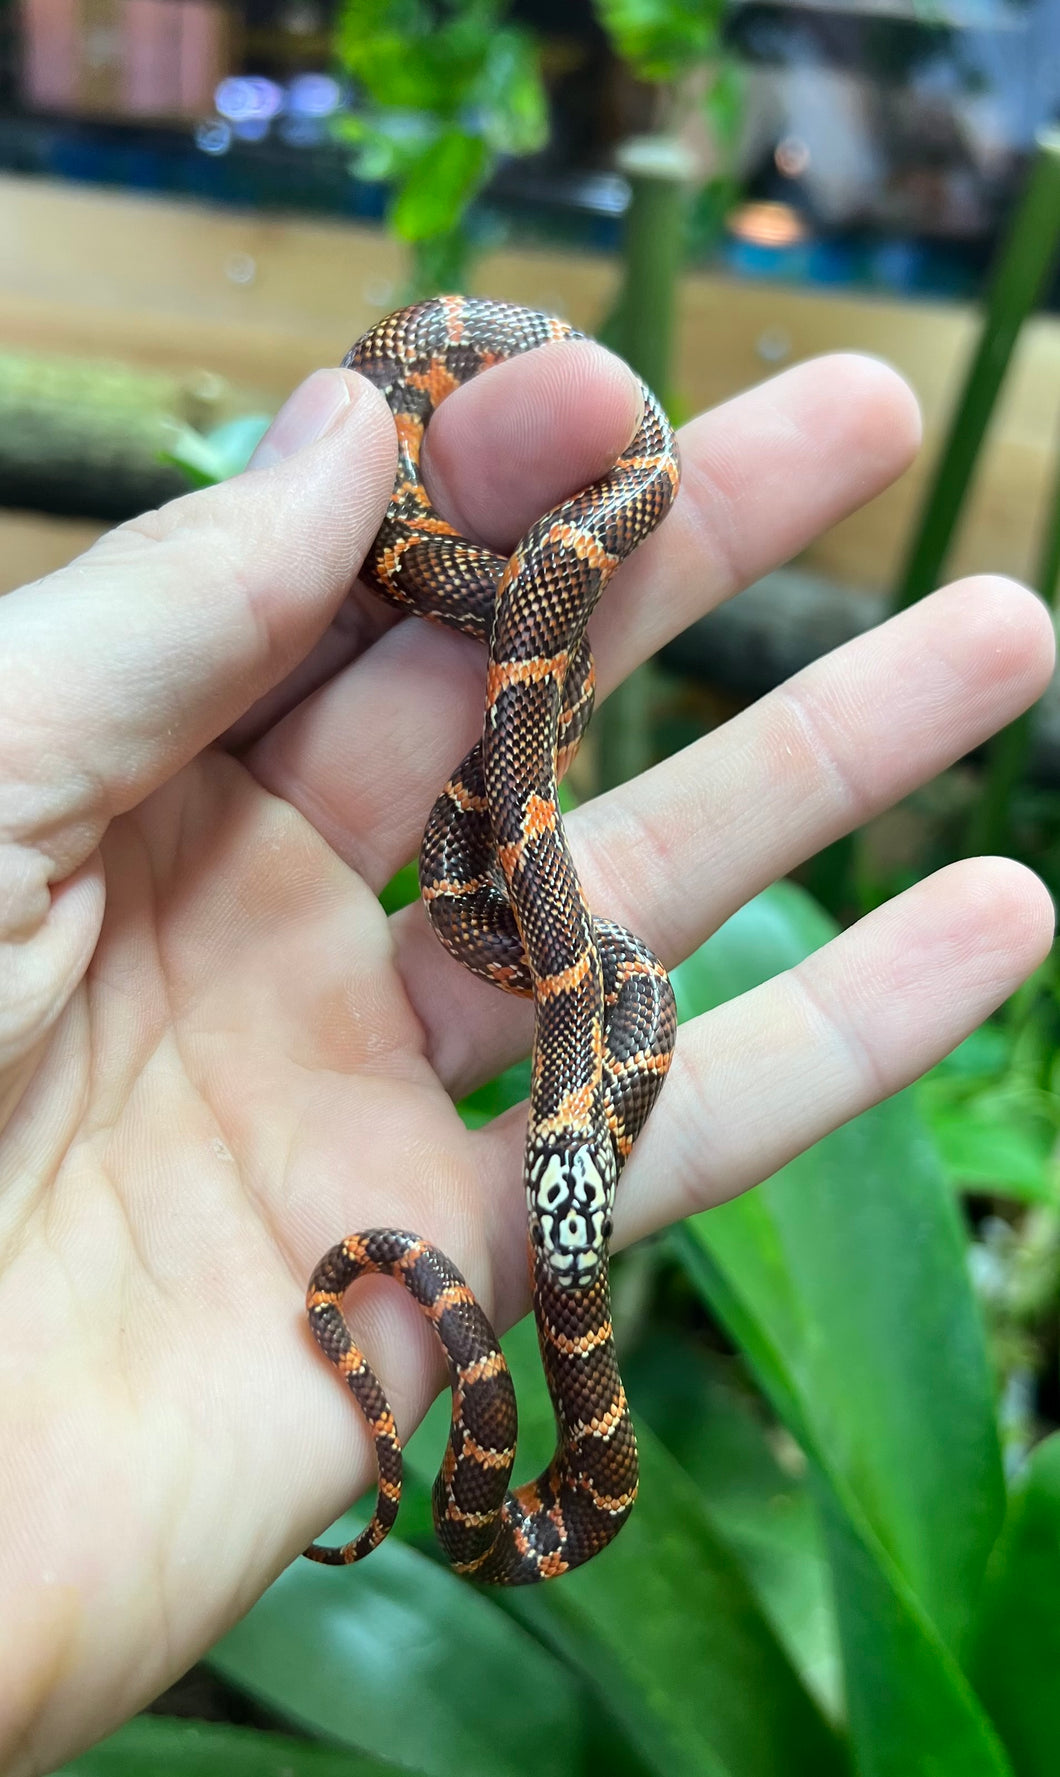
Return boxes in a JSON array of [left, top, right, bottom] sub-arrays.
[[2, 0, 1060, 601], [5, 6, 1060, 1777], [4, 170, 1060, 596]]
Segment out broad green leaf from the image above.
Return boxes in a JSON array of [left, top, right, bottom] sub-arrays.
[[925, 1104, 1054, 1202], [623, 1335, 841, 1717], [671, 883, 1010, 1777], [524, 1428, 850, 1777], [671, 883, 1005, 1643], [674, 1232, 1014, 1777], [815, 1487, 1014, 1777], [410, 1315, 849, 1777], [56, 1715, 395, 1775], [208, 1527, 585, 1777], [970, 1432, 1060, 1776], [926, 1026, 1012, 1079]]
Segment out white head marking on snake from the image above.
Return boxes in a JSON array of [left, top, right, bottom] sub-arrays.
[[527, 1141, 617, 1290]]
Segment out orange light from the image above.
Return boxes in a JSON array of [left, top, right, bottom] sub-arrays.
[[727, 201, 808, 248]]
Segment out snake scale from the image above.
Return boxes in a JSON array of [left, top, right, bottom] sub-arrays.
[[305, 295, 679, 1584]]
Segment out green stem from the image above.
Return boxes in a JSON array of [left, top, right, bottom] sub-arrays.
[[965, 710, 1036, 858], [608, 138, 690, 396], [964, 410, 1060, 858], [595, 139, 690, 794], [892, 129, 1060, 616], [1037, 426, 1060, 613]]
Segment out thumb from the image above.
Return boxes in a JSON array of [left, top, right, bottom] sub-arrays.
[[0, 369, 396, 884]]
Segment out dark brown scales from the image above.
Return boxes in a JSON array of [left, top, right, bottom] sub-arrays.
[[305, 296, 679, 1583]]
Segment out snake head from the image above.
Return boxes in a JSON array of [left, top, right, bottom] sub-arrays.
[[526, 1141, 616, 1291]]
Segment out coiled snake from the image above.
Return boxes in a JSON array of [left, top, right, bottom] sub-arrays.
[[305, 296, 679, 1584]]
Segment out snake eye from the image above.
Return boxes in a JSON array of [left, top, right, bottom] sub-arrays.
[[602, 1216, 613, 1241], [530, 1221, 544, 1246]]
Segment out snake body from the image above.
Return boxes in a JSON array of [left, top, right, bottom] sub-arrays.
[[306, 296, 679, 1583]]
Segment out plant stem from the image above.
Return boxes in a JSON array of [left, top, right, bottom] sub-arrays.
[[966, 710, 1035, 857], [964, 402, 1060, 857], [595, 138, 691, 794], [892, 128, 1060, 616], [1037, 425, 1060, 613], [608, 137, 691, 398]]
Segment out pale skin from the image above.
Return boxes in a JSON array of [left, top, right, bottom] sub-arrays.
[[0, 338, 1054, 1776]]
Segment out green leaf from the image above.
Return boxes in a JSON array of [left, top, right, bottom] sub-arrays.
[[671, 884, 1005, 1640], [671, 883, 1011, 1777], [624, 1335, 842, 1717], [593, 0, 725, 81], [703, 59, 744, 151], [392, 130, 490, 241], [970, 1433, 1060, 1777], [927, 1025, 1013, 1080], [378, 858, 420, 914], [915, 1018, 1057, 1203], [417, 1315, 850, 1777], [458, 1057, 531, 1129], [475, 29, 548, 155], [56, 1716, 395, 1775], [162, 415, 271, 487], [814, 1489, 1013, 1777], [345, 124, 408, 185], [208, 1529, 585, 1777], [670, 880, 835, 1018], [925, 1104, 1055, 1202]]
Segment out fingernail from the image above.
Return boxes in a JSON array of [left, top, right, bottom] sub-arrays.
[[249, 369, 354, 469]]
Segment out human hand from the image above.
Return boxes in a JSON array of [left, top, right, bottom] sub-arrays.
[[0, 335, 1052, 1774]]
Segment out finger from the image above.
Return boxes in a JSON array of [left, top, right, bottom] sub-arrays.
[[224, 339, 644, 746], [250, 353, 922, 887], [245, 337, 645, 807], [479, 857, 1054, 1324], [391, 575, 1055, 1098], [418, 337, 644, 550], [0, 370, 396, 884]]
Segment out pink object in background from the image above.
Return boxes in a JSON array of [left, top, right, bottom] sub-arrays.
[[124, 0, 181, 115], [19, 0, 230, 119], [21, 0, 81, 110], [177, 2, 227, 115]]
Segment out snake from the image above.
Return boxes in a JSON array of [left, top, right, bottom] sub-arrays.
[[305, 295, 679, 1584]]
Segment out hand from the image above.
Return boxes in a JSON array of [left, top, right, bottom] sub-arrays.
[[0, 338, 1052, 1775]]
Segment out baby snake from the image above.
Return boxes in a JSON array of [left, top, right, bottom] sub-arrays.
[[305, 295, 679, 1584]]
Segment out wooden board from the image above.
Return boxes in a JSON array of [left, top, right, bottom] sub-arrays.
[[1, 172, 1057, 597], [0, 508, 108, 591]]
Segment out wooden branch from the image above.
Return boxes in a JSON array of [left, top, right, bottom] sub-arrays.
[[0, 351, 215, 521], [660, 567, 1060, 786]]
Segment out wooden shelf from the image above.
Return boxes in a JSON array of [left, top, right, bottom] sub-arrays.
[[2, 172, 1058, 601]]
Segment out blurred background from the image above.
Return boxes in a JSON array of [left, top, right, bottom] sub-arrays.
[[5, 4, 1060, 1775]]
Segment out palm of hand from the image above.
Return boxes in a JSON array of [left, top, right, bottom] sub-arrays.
[[4, 744, 482, 1635], [0, 339, 1052, 1775]]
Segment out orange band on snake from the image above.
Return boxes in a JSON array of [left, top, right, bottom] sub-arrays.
[[306, 296, 679, 1584]]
